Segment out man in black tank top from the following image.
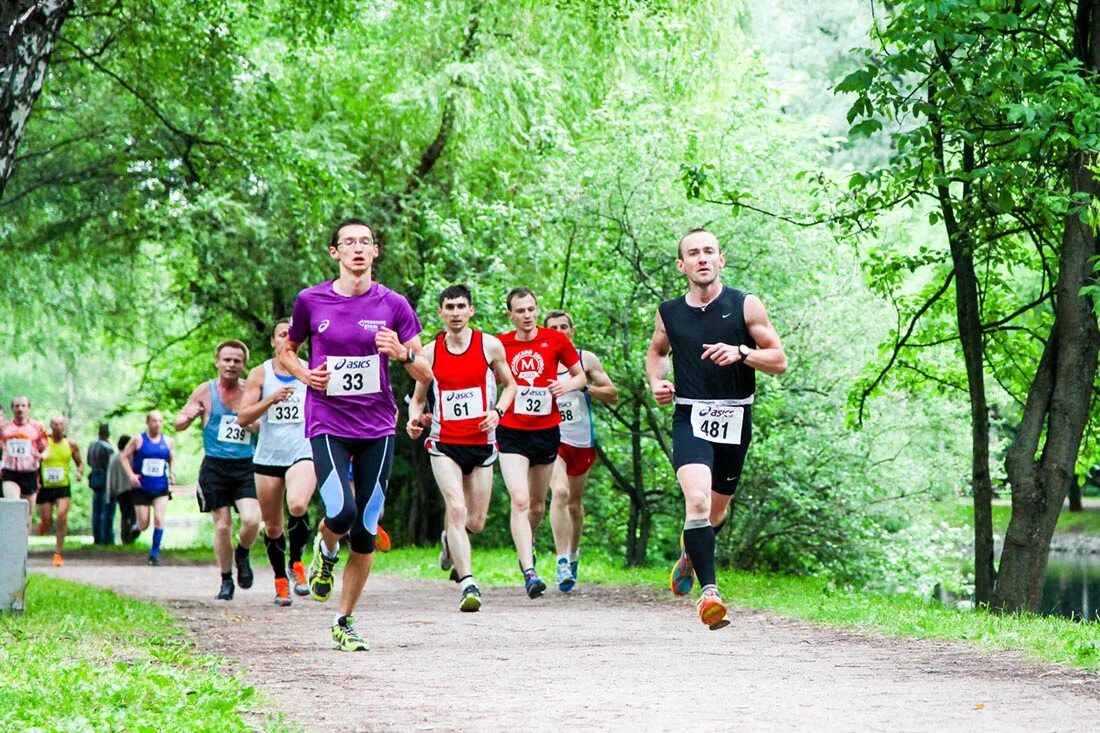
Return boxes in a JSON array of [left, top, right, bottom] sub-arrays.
[[645, 228, 788, 630]]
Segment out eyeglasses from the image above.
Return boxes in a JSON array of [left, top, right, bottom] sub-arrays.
[[336, 238, 375, 248]]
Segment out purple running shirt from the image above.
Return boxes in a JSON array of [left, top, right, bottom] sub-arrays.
[[289, 280, 423, 439]]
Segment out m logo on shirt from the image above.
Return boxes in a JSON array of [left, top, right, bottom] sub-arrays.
[[511, 350, 545, 385]]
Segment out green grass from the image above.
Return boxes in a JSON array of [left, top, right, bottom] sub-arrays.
[[0, 575, 296, 733], [376, 545, 1100, 670], [928, 498, 1100, 535]]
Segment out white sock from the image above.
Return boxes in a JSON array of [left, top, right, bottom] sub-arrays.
[[568, 551, 579, 563], [459, 575, 476, 591], [322, 542, 339, 559]]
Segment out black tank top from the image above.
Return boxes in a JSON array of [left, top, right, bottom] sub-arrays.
[[658, 286, 756, 400]]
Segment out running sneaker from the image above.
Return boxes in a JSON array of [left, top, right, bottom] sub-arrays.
[[696, 588, 730, 630], [449, 568, 460, 583], [332, 616, 369, 651], [52, 553, 63, 567], [438, 530, 453, 571], [236, 551, 254, 589], [376, 525, 392, 553], [670, 533, 695, 597], [459, 584, 482, 613], [308, 534, 339, 602], [147, 555, 159, 567], [570, 558, 579, 582], [557, 558, 575, 593], [524, 569, 546, 599], [216, 576, 235, 601], [273, 577, 292, 607], [290, 561, 310, 597]]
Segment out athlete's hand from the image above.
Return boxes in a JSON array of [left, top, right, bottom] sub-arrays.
[[701, 342, 742, 366], [406, 417, 425, 439], [546, 379, 568, 398], [651, 380, 676, 405], [180, 402, 205, 422], [375, 327, 404, 360], [307, 363, 331, 391], [128, 473, 141, 488], [478, 410, 499, 433], [271, 386, 295, 403]]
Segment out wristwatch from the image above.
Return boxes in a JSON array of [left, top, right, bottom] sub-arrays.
[[494, 406, 505, 418], [738, 344, 752, 361], [405, 348, 416, 364]]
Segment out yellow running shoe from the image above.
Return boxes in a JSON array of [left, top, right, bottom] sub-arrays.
[[332, 616, 369, 651], [669, 533, 694, 596]]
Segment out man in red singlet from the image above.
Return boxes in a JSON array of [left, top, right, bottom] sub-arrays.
[[2, 396, 50, 532], [496, 288, 586, 598], [408, 284, 516, 612]]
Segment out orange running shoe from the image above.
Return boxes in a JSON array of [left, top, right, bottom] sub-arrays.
[[52, 553, 63, 567], [290, 561, 309, 597], [376, 524, 391, 553], [274, 577, 292, 607], [696, 588, 730, 630]]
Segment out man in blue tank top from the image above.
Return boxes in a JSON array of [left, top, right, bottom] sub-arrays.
[[646, 229, 788, 630], [174, 340, 261, 601], [120, 410, 175, 565]]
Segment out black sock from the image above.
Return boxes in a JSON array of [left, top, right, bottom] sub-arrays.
[[683, 523, 717, 588], [221, 571, 233, 582], [234, 543, 249, 562], [287, 511, 310, 564], [712, 516, 728, 536], [264, 532, 288, 579]]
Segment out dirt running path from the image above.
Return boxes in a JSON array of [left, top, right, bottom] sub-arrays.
[[31, 555, 1100, 732]]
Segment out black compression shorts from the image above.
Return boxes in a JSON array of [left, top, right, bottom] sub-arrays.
[[671, 403, 753, 496], [427, 440, 497, 476], [2, 469, 38, 496]]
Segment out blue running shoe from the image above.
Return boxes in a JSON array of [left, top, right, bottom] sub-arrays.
[[524, 569, 546, 599], [570, 558, 579, 582], [557, 558, 575, 593], [670, 533, 694, 597]]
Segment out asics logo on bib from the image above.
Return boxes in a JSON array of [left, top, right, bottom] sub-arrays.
[[445, 389, 477, 402], [359, 319, 387, 331], [318, 319, 331, 333], [331, 357, 373, 370], [511, 351, 545, 384], [696, 405, 740, 419]]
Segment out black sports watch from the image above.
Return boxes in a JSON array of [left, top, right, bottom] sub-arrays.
[[738, 344, 752, 361], [405, 348, 416, 364], [494, 406, 505, 419]]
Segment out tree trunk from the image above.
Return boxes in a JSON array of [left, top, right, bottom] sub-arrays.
[[0, 0, 73, 199], [995, 153, 1100, 611], [992, 0, 1100, 614]]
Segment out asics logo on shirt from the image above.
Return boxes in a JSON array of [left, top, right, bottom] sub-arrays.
[[331, 357, 373, 370], [318, 319, 331, 333]]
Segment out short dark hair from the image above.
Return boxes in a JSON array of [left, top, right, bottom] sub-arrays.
[[543, 309, 573, 328], [271, 318, 290, 337], [678, 227, 718, 258], [506, 287, 537, 311], [117, 435, 130, 451], [329, 218, 376, 248], [98, 423, 110, 439], [438, 284, 473, 307]]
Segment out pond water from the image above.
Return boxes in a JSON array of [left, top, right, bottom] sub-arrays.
[[1041, 552, 1100, 622]]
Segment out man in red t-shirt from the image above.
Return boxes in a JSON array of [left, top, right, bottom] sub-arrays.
[[2, 396, 50, 532], [496, 288, 586, 598], [408, 284, 516, 612]]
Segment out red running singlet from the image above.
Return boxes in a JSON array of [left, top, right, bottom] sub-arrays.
[[428, 330, 497, 446], [497, 327, 580, 432]]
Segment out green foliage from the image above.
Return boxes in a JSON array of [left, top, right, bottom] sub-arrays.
[[0, 575, 290, 732]]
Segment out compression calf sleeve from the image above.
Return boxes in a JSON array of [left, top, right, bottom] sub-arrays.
[[683, 519, 717, 588], [264, 532, 288, 579], [287, 511, 310, 563]]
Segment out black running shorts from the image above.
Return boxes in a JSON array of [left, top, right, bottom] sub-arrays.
[[37, 484, 71, 503], [2, 469, 38, 496], [427, 440, 497, 476], [131, 489, 171, 506], [496, 425, 559, 466], [671, 404, 753, 496], [196, 456, 257, 512]]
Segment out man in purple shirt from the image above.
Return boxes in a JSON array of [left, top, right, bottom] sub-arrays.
[[279, 218, 432, 651]]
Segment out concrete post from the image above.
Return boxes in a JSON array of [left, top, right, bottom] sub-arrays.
[[0, 498, 28, 613]]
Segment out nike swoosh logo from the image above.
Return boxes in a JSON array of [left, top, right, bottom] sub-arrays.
[[721, 313, 732, 319]]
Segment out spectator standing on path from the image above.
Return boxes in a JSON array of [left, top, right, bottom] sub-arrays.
[[86, 423, 116, 545], [106, 435, 138, 543]]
